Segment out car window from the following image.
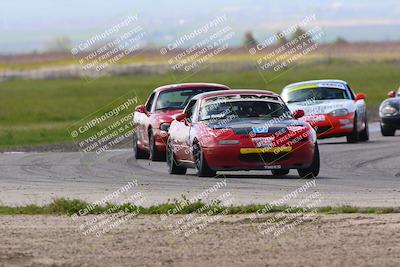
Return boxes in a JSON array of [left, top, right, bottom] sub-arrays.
[[199, 100, 290, 121], [155, 87, 223, 111], [146, 93, 156, 112], [282, 87, 350, 103]]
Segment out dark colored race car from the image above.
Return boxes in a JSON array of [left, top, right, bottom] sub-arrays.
[[379, 89, 400, 136], [133, 83, 230, 161], [167, 90, 319, 178]]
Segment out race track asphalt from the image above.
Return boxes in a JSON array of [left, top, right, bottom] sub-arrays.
[[1, 123, 399, 207]]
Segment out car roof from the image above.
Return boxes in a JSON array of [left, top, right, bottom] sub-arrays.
[[153, 83, 230, 93], [283, 79, 348, 89], [192, 89, 278, 101]]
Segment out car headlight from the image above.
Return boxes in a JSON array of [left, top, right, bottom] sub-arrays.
[[160, 123, 171, 131], [329, 108, 349, 117], [218, 140, 239, 145], [380, 105, 399, 117]]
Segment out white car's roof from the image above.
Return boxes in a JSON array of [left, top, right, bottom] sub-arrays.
[[284, 79, 348, 89]]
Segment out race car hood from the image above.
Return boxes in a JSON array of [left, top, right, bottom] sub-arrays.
[[207, 118, 307, 135], [286, 99, 356, 115]]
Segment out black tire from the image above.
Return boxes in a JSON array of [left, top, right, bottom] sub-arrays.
[[193, 142, 216, 177], [359, 113, 369, 142], [298, 143, 320, 178], [166, 139, 187, 175], [271, 169, 290, 176], [149, 131, 165, 161], [381, 124, 396, 136], [133, 132, 149, 159], [346, 114, 359, 143]]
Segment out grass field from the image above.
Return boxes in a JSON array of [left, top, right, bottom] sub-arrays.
[[1, 61, 398, 149], [0, 198, 398, 215]]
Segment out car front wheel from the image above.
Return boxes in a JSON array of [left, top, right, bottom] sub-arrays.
[[149, 131, 165, 161], [381, 124, 396, 136], [359, 113, 369, 142], [133, 132, 149, 159], [193, 142, 216, 177], [166, 139, 187, 175], [346, 114, 359, 143], [298, 143, 320, 178]]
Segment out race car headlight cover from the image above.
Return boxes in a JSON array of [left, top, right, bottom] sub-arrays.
[[380, 105, 399, 117], [329, 108, 349, 117], [160, 122, 171, 131]]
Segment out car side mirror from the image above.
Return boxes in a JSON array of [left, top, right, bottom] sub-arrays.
[[135, 105, 147, 114], [355, 93, 365, 101], [176, 113, 188, 122], [293, 109, 305, 119], [388, 91, 396, 98]]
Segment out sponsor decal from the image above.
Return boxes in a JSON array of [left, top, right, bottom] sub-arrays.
[[287, 82, 346, 91], [252, 126, 269, 134]]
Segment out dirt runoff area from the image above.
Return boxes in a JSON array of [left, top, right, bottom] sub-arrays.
[[0, 214, 399, 267]]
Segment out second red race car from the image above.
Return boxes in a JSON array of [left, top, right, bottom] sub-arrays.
[[133, 83, 230, 161], [167, 90, 320, 177]]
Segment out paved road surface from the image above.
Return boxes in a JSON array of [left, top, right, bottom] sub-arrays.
[[1, 123, 399, 207]]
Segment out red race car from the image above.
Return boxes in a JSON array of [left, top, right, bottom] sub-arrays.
[[167, 90, 320, 177], [133, 83, 230, 161]]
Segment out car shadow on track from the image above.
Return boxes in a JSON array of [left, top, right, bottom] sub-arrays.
[[185, 173, 330, 179]]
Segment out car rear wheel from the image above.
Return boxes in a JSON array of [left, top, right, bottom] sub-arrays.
[[297, 143, 320, 178], [193, 142, 216, 177], [133, 132, 149, 159], [167, 139, 187, 175], [346, 114, 359, 143], [359, 113, 369, 142], [149, 131, 165, 161], [271, 169, 290, 176], [381, 124, 396, 136]]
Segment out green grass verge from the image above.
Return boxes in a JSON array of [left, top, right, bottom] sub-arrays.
[[0, 198, 398, 215], [0, 61, 397, 148]]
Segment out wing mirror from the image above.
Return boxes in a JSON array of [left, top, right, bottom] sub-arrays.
[[388, 91, 396, 98], [293, 109, 305, 119], [135, 105, 147, 114], [176, 113, 188, 122], [355, 93, 365, 101]]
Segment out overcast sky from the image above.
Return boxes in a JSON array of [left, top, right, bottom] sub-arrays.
[[1, 0, 400, 53]]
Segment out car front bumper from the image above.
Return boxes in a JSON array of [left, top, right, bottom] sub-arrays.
[[202, 141, 315, 171], [301, 113, 355, 138], [380, 115, 400, 129]]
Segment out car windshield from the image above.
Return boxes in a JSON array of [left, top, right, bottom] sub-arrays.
[[155, 88, 222, 110], [199, 100, 291, 121], [282, 87, 349, 103]]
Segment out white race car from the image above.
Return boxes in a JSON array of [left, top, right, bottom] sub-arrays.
[[281, 79, 369, 143]]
